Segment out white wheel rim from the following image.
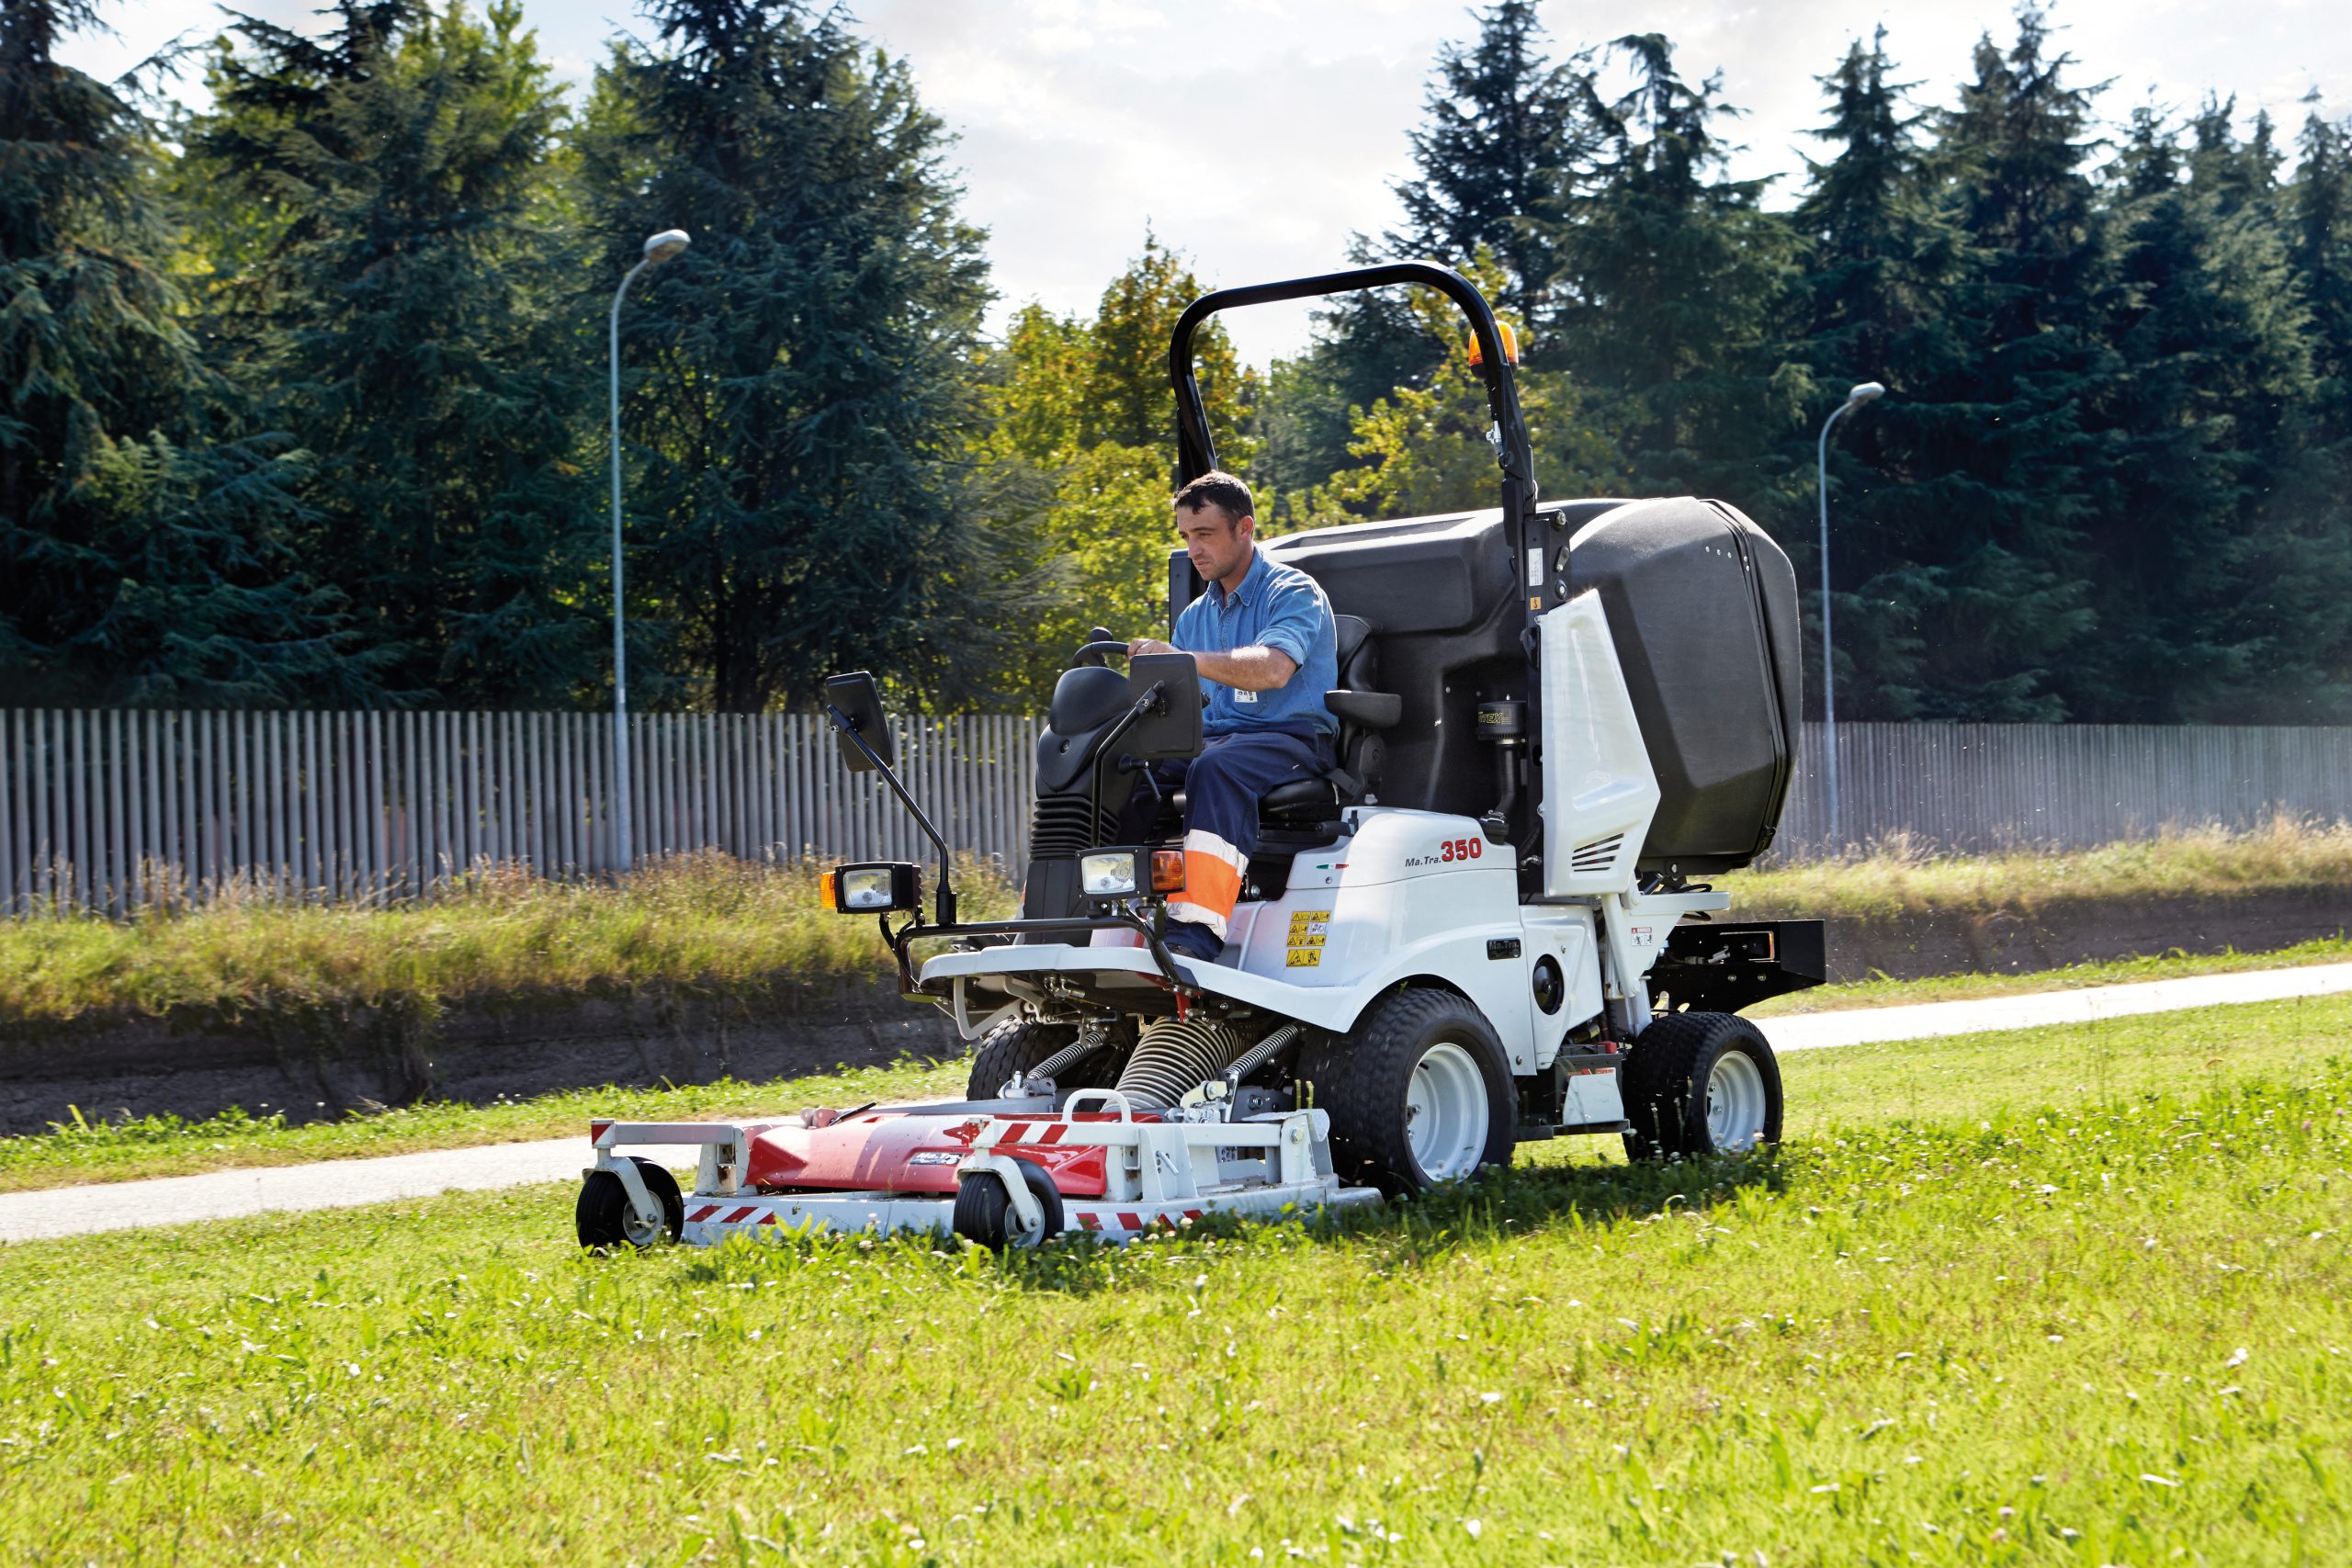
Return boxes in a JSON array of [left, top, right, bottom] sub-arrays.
[[621, 1194, 664, 1247], [1404, 1040, 1490, 1182], [1704, 1049, 1769, 1152], [1007, 1185, 1047, 1248]]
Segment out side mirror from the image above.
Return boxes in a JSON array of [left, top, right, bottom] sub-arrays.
[[1124, 652, 1204, 759], [823, 671, 894, 773]]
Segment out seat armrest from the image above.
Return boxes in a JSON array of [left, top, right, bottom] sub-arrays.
[[1325, 689, 1402, 728]]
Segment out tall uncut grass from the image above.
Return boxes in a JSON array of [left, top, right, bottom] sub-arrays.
[[2, 818, 2347, 1027], [1729, 814, 2352, 922], [0, 853, 1015, 1026]]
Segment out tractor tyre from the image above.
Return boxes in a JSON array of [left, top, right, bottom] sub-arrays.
[[575, 1156, 684, 1249], [1300, 987, 1515, 1196], [964, 1019, 1123, 1100], [1621, 1010, 1783, 1163], [952, 1158, 1065, 1250]]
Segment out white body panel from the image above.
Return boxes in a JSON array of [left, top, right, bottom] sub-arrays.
[[929, 807, 1549, 1070], [1538, 592, 1660, 898], [1516, 904, 1603, 1068]]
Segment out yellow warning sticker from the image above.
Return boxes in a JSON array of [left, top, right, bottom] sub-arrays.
[[1285, 909, 1332, 968], [1284, 949, 1322, 967]]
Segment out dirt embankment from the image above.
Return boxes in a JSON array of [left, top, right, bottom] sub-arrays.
[[4, 889, 2347, 1136]]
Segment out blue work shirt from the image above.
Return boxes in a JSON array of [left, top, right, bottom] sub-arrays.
[[1174, 547, 1339, 739]]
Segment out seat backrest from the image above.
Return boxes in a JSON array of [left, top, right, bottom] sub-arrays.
[[1327, 613, 1388, 797], [1334, 614, 1376, 689]]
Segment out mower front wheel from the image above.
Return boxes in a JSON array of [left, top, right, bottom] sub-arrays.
[[576, 1156, 684, 1249], [953, 1159, 1065, 1250]]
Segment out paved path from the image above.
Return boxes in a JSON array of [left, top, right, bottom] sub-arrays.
[[6, 962, 2350, 1245]]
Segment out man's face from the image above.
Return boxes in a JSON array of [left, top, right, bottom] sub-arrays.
[[1176, 502, 1253, 585]]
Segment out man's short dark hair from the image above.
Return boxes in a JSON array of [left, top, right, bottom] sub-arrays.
[[1174, 470, 1253, 525]]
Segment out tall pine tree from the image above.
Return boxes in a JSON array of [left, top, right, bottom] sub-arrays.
[[1897, 9, 2109, 719], [1541, 34, 1800, 503], [581, 0, 1021, 712], [186, 0, 594, 706], [1385, 0, 1593, 326], [0, 0, 368, 705], [1785, 29, 1973, 719]]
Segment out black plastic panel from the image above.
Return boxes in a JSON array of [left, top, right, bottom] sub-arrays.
[[1566, 498, 1803, 872]]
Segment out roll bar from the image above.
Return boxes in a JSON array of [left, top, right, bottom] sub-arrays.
[[1168, 263, 1541, 631]]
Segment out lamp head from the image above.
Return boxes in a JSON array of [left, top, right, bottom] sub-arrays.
[[642, 229, 691, 264], [1848, 380, 1886, 406]]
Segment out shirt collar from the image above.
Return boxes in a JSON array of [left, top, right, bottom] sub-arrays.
[[1208, 546, 1268, 610]]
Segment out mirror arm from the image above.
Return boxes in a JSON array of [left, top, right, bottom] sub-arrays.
[[823, 703, 957, 926]]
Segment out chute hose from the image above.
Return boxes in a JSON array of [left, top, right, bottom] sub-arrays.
[[1114, 1017, 1243, 1111]]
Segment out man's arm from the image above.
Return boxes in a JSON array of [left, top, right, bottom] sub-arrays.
[[1126, 637, 1297, 692]]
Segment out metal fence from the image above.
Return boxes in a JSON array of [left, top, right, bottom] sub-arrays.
[[0, 709, 1037, 913], [2, 709, 2348, 912], [1775, 723, 2352, 857]]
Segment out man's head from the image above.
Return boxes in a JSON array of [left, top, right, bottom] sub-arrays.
[[1174, 470, 1257, 590]]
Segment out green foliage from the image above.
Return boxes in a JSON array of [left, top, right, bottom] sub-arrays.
[[0, 0, 371, 705], [1544, 34, 1805, 506], [184, 0, 594, 707], [8, 0, 2352, 724], [578, 0, 1025, 714], [980, 233, 1255, 703], [1385, 0, 1591, 327]]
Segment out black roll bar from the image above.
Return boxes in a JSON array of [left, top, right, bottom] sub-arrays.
[[1168, 262, 1541, 634]]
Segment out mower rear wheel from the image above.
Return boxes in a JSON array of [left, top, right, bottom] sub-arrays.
[[1621, 1011, 1783, 1162], [1301, 988, 1515, 1195], [575, 1156, 684, 1249], [953, 1158, 1065, 1249], [965, 1019, 1122, 1100]]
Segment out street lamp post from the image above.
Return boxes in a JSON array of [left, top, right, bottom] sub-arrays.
[[608, 228, 690, 872], [1816, 379, 1885, 851]]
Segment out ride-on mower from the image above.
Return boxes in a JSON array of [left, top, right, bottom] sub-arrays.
[[577, 261, 1825, 1252]]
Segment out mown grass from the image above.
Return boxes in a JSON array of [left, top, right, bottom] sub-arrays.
[[1727, 814, 2352, 922], [6, 944, 2349, 1193], [3, 997, 2347, 1564]]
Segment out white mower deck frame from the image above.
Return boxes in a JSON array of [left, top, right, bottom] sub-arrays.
[[589, 1093, 1381, 1247]]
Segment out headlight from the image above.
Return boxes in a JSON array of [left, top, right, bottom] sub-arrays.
[[823, 861, 921, 913], [1079, 849, 1142, 897]]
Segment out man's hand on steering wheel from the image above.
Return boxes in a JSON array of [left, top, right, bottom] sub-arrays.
[[1126, 637, 1174, 660]]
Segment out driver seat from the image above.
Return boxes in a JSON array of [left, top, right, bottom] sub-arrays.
[[1258, 614, 1400, 831]]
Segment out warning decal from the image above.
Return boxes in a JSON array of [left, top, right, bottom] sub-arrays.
[[1285, 909, 1331, 968]]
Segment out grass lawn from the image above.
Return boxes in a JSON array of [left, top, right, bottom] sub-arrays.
[[3, 996, 2349, 1564], [6, 941, 2350, 1193]]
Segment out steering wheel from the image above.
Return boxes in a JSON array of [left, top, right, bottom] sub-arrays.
[[1069, 625, 1128, 670]]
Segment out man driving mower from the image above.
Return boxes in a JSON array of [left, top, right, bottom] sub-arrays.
[[1123, 470, 1338, 961]]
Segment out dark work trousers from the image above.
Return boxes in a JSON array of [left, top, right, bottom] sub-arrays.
[[1118, 727, 1331, 943]]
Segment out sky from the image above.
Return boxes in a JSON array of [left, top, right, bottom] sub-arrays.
[[61, 0, 2352, 367]]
